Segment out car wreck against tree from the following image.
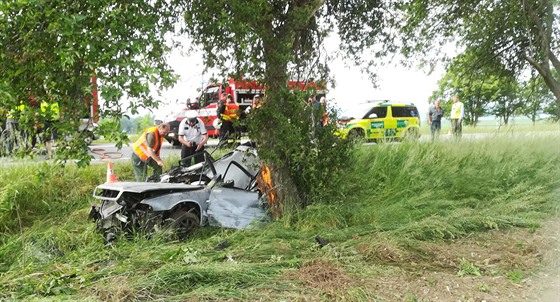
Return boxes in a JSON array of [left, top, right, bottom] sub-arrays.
[[90, 143, 270, 243]]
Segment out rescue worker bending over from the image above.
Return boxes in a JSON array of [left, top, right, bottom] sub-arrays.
[[132, 123, 170, 181], [178, 111, 208, 165], [217, 94, 239, 144]]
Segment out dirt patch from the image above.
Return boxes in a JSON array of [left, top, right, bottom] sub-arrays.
[[271, 220, 560, 301], [283, 259, 352, 294], [356, 219, 560, 301]]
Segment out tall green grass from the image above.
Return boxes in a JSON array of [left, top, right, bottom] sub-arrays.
[[291, 135, 560, 239], [0, 134, 559, 300]]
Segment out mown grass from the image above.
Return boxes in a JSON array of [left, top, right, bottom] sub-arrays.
[[0, 133, 559, 301], [419, 117, 560, 135]]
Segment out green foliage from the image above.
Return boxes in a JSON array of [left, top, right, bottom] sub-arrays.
[[293, 136, 560, 240], [247, 89, 353, 207], [0, 162, 105, 235], [399, 0, 560, 113], [0, 0, 181, 164], [457, 257, 481, 277], [430, 47, 525, 126], [507, 270, 523, 283]]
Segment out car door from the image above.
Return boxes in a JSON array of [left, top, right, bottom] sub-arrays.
[[366, 106, 387, 139], [383, 106, 398, 138]]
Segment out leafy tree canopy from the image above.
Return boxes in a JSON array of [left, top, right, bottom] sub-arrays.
[[397, 0, 560, 107], [0, 0, 181, 165]]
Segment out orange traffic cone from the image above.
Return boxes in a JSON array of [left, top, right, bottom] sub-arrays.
[[106, 162, 118, 183]]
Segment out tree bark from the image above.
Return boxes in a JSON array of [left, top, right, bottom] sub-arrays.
[[259, 33, 303, 215]]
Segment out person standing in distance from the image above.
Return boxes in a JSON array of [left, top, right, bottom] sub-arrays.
[[178, 110, 208, 165], [217, 94, 239, 144], [132, 123, 170, 181], [427, 99, 444, 141], [450, 95, 464, 138]]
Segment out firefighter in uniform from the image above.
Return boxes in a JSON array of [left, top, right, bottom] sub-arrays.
[[178, 110, 208, 165], [131, 123, 170, 181], [217, 94, 239, 144]]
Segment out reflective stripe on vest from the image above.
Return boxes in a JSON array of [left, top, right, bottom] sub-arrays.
[[40, 102, 60, 120], [133, 126, 162, 161], [220, 103, 239, 121], [7, 104, 25, 119]]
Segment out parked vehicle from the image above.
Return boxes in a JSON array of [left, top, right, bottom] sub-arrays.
[[90, 143, 268, 243], [165, 77, 326, 144], [337, 101, 421, 142], [79, 118, 99, 145]]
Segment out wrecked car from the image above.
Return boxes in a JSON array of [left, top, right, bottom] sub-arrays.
[[90, 143, 269, 243]]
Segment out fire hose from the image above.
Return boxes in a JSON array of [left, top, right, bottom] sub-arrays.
[[89, 147, 123, 160]]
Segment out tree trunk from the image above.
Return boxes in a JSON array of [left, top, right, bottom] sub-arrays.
[[258, 35, 303, 216]]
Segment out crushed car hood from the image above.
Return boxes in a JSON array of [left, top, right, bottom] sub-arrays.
[[93, 181, 203, 200]]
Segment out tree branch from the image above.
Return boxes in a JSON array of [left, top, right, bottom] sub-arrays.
[[549, 50, 560, 74], [524, 53, 547, 76]]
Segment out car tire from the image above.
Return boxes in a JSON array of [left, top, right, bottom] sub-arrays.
[[166, 209, 199, 239], [348, 128, 365, 143], [405, 128, 420, 141]]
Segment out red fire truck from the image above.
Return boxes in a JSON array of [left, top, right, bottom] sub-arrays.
[[167, 78, 326, 143]]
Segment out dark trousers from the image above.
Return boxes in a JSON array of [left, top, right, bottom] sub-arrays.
[[430, 120, 441, 140], [451, 119, 462, 138], [131, 152, 162, 181], [181, 143, 205, 166], [219, 121, 235, 143]]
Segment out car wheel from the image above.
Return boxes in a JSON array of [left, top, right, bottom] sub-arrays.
[[405, 128, 420, 141], [348, 129, 365, 143], [166, 209, 199, 239]]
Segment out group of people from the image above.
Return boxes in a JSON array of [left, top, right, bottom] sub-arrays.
[[427, 95, 464, 141], [1, 99, 59, 158], [131, 93, 264, 181]]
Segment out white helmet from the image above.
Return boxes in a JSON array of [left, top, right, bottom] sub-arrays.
[[212, 118, 222, 129], [185, 110, 198, 124]]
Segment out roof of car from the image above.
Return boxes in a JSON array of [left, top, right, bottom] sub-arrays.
[[365, 100, 416, 107]]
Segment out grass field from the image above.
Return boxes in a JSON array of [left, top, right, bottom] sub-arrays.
[[0, 130, 559, 301], [420, 117, 560, 135]]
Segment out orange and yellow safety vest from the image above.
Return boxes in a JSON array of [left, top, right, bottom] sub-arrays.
[[220, 103, 239, 121], [133, 126, 163, 161]]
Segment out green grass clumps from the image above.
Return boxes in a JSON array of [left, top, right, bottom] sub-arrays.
[[0, 162, 106, 234], [0, 133, 559, 300], [147, 263, 279, 295], [302, 135, 560, 240]]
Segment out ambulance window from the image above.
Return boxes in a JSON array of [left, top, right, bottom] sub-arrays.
[[369, 107, 387, 118], [392, 106, 419, 117]]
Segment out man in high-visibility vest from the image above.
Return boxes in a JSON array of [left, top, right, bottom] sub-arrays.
[[4, 102, 28, 154], [217, 94, 239, 144], [39, 101, 59, 159], [131, 123, 170, 181], [450, 95, 464, 138]]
